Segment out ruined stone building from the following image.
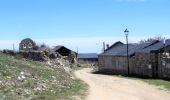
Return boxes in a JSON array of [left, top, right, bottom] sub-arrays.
[[53, 46, 77, 63], [18, 39, 77, 62], [19, 38, 37, 51], [19, 38, 47, 61]]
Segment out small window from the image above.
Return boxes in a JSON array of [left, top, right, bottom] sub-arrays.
[[23, 44, 26, 48], [28, 43, 32, 48]]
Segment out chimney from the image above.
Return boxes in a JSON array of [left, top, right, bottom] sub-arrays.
[[103, 42, 105, 53], [106, 44, 109, 49]]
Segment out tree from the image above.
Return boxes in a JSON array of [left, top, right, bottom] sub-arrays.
[[139, 36, 165, 44]]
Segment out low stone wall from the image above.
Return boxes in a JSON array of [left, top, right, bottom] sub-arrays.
[[19, 50, 48, 61]]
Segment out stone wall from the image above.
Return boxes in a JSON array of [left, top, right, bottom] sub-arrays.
[[129, 53, 155, 77], [98, 55, 128, 75], [19, 50, 48, 61], [99, 53, 157, 77], [158, 57, 170, 79], [99, 53, 170, 79]]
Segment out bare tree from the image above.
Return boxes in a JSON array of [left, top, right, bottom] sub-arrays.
[[40, 43, 49, 48], [139, 36, 165, 44]]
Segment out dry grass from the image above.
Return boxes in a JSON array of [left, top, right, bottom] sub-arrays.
[[0, 53, 87, 100]]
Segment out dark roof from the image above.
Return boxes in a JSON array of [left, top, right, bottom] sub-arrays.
[[100, 44, 137, 56], [105, 41, 124, 51], [138, 41, 164, 53], [166, 39, 170, 46], [77, 53, 98, 59], [102, 41, 151, 56], [53, 45, 77, 54], [126, 43, 151, 56], [53, 45, 63, 51], [100, 40, 164, 56]]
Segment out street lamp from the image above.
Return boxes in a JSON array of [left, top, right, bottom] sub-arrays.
[[124, 28, 129, 75]]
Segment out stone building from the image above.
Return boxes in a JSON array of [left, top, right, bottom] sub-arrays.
[[53, 46, 77, 63], [159, 39, 170, 79], [77, 53, 98, 63], [98, 41, 149, 74], [19, 38, 37, 51], [99, 43, 132, 74], [98, 40, 170, 79], [53, 46, 76, 57], [129, 41, 164, 77], [19, 38, 48, 61]]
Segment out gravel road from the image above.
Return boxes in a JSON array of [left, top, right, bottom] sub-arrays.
[[74, 68, 170, 100]]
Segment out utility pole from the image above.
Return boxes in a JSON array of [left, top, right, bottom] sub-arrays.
[[13, 43, 15, 51]]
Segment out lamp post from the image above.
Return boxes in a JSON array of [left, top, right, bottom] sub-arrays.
[[124, 29, 129, 75]]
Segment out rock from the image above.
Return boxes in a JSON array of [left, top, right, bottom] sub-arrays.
[[20, 72, 24, 75], [63, 67, 71, 74], [17, 76, 22, 81], [21, 75, 26, 79], [17, 75, 26, 81], [6, 76, 11, 79]]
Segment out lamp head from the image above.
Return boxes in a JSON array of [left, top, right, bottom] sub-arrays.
[[124, 29, 129, 36]]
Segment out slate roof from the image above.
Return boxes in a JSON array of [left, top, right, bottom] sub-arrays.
[[77, 53, 98, 59], [53, 45, 63, 51], [141, 41, 164, 53], [125, 43, 151, 56], [100, 44, 137, 56], [53, 45, 77, 54], [166, 39, 170, 46], [105, 41, 124, 51], [100, 40, 165, 56]]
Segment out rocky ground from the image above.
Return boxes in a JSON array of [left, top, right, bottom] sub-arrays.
[[0, 53, 87, 100]]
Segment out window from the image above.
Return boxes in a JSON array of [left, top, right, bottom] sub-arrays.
[[23, 44, 26, 48], [28, 43, 32, 48]]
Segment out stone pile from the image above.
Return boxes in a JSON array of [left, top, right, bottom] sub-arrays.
[[19, 50, 48, 61]]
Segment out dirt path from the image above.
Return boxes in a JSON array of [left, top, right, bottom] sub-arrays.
[[74, 68, 170, 100]]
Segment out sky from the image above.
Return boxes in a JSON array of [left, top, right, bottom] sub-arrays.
[[0, 0, 170, 53]]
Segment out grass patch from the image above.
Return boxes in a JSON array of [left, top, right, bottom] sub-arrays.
[[32, 79, 88, 100], [54, 79, 88, 100], [143, 79, 170, 90], [0, 53, 88, 100], [113, 74, 170, 91]]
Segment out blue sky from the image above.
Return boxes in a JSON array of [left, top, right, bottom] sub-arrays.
[[0, 0, 170, 53]]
